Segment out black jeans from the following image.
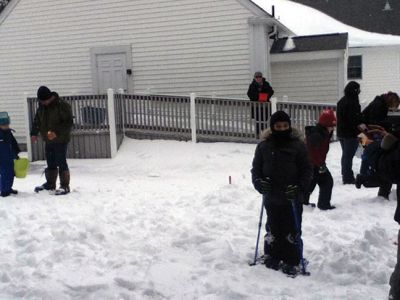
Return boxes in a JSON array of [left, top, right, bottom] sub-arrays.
[[306, 167, 333, 208], [339, 138, 359, 182], [264, 199, 303, 266], [45, 143, 69, 172]]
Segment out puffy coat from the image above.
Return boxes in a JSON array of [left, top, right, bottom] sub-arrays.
[[0, 129, 20, 164], [305, 124, 332, 167], [251, 128, 312, 205]]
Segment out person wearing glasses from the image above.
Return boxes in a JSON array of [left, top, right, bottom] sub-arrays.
[[247, 71, 274, 136], [31, 86, 73, 195]]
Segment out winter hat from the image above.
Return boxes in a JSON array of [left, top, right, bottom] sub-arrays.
[[0, 112, 10, 125], [254, 71, 263, 77], [37, 86, 53, 101], [270, 111, 291, 129], [319, 109, 337, 127]]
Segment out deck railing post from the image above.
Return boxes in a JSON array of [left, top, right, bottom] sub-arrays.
[[107, 88, 118, 158], [190, 93, 197, 143], [23, 92, 33, 161]]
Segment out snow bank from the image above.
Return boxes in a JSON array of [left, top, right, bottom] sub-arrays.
[[0, 138, 397, 299]]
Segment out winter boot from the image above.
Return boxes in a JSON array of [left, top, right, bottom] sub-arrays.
[[9, 189, 18, 194], [55, 170, 70, 195], [34, 168, 58, 192], [264, 256, 281, 271], [355, 174, 364, 189], [281, 263, 298, 276], [1, 191, 10, 197]]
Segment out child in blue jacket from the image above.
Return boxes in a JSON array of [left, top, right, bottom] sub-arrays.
[[0, 112, 21, 197]]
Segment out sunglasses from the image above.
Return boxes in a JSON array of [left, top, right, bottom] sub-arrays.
[[255, 76, 262, 78]]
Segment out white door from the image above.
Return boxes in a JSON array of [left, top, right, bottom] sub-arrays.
[[96, 53, 128, 93]]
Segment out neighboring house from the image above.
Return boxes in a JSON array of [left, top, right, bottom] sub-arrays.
[[348, 45, 400, 105], [270, 33, 348, 103], [289, 0, 400, 35], [0, 0, 291, 141]]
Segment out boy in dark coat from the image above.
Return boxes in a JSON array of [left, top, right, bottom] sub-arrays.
[[251, 111, 312, 275], [247, 71, 274, 136], [0, 112, 21, 197], [31, 86, 73, 195], [337, 81, 366, 184], [304, 109, 337, 210]]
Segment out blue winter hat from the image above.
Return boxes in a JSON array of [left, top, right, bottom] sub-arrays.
[[0, 112, 10, 125]]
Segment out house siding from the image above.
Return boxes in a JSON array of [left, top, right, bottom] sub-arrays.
[[348, 46, 400, 107], [271, 58, 341, 103], [0, 0, 261, 140]]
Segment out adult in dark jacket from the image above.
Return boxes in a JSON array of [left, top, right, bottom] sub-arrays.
[[0, 112, 21, 197], [362, 92, 400, 130], [304, 109, 336, 210], [31, 86, 73, 195], [251, 111, 312, 275], [337, 81, 365, 184], [247, 71, 274, 136]]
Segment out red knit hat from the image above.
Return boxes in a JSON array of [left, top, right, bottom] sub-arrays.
[[319, 109, 337, 127]]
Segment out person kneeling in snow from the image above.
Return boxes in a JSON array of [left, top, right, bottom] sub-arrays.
[[251, 111, 312, 275], [0, 112, 21, 197], [304, 109, 337, 210]]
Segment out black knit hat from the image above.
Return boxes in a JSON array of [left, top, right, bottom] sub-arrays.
[[270, 111, 291, 129], [37, 86, 53, 101]]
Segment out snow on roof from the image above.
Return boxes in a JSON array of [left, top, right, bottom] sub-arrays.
[[251, 0, 400, 47]]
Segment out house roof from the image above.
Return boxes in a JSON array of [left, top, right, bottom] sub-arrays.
[[289, 0, 400, 35], [270, 32, 348, 54]]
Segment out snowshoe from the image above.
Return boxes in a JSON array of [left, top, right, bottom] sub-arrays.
[[264, 257, 281, 271], [34, 183, 54, 193], [55, 186, 70, 196]]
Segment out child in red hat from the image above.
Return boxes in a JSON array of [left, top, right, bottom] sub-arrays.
[[304, 109, 337, 210]]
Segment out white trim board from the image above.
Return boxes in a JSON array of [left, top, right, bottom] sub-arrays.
[[271, 50, 346, 62]]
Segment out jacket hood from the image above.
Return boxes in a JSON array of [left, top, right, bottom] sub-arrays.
[[344, 81, 360, 98], [260, 127, 303, 141]]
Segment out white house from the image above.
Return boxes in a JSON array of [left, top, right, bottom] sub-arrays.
[[348, 45, 400, 106], [254, 0, 400, 106], [0, 0, 291, 141]]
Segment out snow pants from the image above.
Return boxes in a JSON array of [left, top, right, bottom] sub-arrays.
[[306, 167, 333, 209], [0, 160, 14, 193], [390, 230, 400, 300], [264, 200, 303, 266]]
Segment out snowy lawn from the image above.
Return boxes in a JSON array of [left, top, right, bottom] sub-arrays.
[[0, 138, 397, 299]]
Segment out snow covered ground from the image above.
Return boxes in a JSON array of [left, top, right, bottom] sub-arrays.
[[0, 138, 398, 299], [252, 0, 400, 47]]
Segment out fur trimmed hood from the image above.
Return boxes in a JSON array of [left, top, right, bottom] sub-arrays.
[[260, 127, 304, 141]]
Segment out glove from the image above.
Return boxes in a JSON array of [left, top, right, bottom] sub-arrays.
[[254, 178, 272, 194], [318, 164, 328, 174], [285, 185, 298, 200]]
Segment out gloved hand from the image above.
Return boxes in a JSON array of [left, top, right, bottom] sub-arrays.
[[318, 163, 328, 174], [254, 177, 272, 194], [285, 184, 298, 200]]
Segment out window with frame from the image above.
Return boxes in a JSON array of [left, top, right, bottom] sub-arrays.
[[348, 55, 362, 79]]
